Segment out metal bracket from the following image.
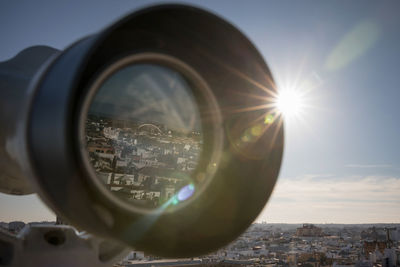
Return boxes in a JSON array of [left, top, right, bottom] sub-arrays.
[[0, 224, 128, 267]]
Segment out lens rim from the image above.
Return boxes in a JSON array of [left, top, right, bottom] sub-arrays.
[[78, 52, 223, 215], [26, 4, 283, 257]]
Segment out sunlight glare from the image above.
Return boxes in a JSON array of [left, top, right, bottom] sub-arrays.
[[275, 89, 304, 119]]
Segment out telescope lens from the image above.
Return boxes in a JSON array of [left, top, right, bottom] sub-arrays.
[[83, 63, 203, 210]]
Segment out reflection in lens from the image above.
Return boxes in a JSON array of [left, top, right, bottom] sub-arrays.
[[84, 64, 202, 210]]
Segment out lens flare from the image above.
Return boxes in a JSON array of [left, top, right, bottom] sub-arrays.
[[275, 89, 304, 119], [177, 183, 195, 202]]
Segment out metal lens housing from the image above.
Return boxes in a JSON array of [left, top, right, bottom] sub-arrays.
[[25, 4, 283, 257]]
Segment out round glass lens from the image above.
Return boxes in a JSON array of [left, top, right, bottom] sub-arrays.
[[84, 64, 202, 210]]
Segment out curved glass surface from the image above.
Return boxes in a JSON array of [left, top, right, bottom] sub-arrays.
[[84, 64, 202, 209]]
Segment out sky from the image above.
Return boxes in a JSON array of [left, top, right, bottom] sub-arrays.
[[89, 64, 201, 132], [0, 0, 400, 223]]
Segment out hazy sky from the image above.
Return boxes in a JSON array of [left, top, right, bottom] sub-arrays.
[[1, 0, 399, 223], [89, 64, 201, 132]]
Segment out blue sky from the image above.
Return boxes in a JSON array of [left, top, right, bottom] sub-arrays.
[[1, 0, 399, 223]]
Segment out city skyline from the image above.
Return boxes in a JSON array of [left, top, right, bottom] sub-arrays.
[[2, 221, 399, 266], [85, 114, 201, 209]]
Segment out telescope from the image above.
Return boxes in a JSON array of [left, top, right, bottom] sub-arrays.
[[0, 4, 283, 266]]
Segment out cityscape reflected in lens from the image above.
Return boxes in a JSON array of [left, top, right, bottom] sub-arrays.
[[84, 64, 202, 209]]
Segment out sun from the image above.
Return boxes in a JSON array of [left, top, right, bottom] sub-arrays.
[[274, 88, 305, 119], [270, 67, 321, 127]]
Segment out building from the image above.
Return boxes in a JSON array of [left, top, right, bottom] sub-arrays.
[[296, 224, 323, 237]]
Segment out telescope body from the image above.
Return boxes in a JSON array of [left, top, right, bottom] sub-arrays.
[[0, 46, 60, 195], [0, 4, 283, 259]]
